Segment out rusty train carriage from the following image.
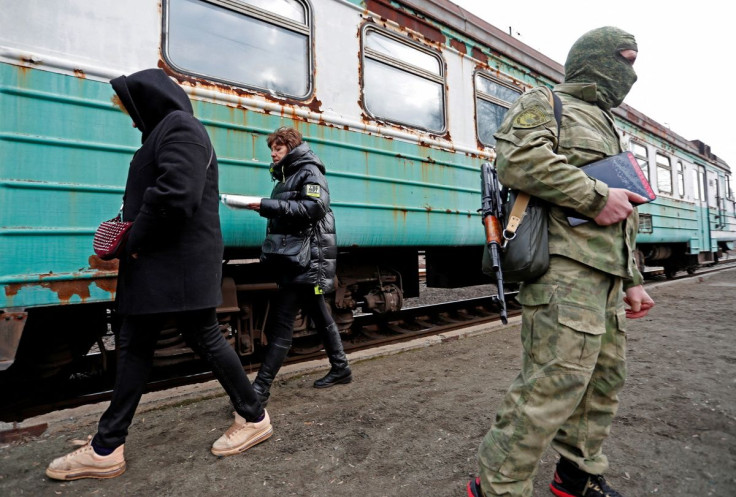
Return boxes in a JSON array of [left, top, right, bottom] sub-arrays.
[[1, 0, 733, 390]]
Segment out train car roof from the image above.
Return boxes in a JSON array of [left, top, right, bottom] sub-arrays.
[[398, 0, 730, 172]]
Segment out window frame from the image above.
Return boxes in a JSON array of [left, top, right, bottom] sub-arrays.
[[676, 160, 685, 198], [360, 25, 447, 133], [162, 0, 314, 100], [473, 70, 523, 147], [630, 141, 650, 181], [655, 151, 673, 195]]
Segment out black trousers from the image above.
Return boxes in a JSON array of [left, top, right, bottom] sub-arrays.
[[267, 285, 335, 346], [94, 308, 262, 449]]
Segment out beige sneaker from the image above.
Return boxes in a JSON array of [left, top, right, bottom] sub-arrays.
[[211, 410, 273, 457], [46, 438, 126, 480]]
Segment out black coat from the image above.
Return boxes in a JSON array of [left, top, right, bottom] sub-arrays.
[[111, 69, 223, 315], [260, 143, 337, 293]]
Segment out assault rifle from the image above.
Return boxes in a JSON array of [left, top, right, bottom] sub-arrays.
[[480, 162, 508, 324]]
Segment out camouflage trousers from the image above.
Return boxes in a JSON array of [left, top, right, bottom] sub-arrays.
[[477, 256, 627, 497]]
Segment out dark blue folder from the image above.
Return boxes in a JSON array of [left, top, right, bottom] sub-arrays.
[[567, 151, 656, 226]]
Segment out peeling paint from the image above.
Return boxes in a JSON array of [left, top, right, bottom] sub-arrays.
[[365, 0, 446, 45], [160, 60, 323, 114], [449, 38, 466, 55], [5, 280, 92, 303]]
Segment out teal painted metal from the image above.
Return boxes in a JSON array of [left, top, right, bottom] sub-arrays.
[[1, 65, 137, 310], [2, 64, 486, 311], [637, 198, 717, 255], [199, 99, 484, 249]]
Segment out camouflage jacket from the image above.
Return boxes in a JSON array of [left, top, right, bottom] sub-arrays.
[[493, 83, 643, 287]]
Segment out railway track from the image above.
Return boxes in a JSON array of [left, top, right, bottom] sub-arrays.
[[0, 292, 518, 425], [2, 258, 733, 430]]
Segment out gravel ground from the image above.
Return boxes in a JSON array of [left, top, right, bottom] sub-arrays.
[[1, 269, 734, 496]]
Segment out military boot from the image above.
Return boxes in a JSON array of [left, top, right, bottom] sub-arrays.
[[313, 323, 352, 388], [550, 458, 624, 497]]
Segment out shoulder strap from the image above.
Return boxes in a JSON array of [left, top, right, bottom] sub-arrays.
[[541, 86, 562, 150], [503, 87, 561, 240]]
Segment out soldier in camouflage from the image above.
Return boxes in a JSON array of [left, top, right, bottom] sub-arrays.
[[467, 27, 655, 497]]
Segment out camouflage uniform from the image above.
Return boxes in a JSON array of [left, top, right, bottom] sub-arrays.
[[476, 27, 642, 497]]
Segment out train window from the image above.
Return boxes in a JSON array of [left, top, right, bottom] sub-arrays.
[[475, 73, 522, 147], [655, 152, 672, 195], [631, 141, 649, 181], [727, 174, 734, 200], [164, 0, 312, 98], [362, 28, 445, 132], [676, 161, 685, 198]]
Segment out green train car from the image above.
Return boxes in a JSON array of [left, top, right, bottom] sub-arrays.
[[1, 0, 733, 391]]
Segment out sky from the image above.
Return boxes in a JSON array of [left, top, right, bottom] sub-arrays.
[[451, 0, 736, 170]]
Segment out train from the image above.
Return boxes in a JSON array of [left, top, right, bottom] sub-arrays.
[[1, 0, 734, 394]]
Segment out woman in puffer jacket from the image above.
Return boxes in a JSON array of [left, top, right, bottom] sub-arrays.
[[245, 127, 351, 406]]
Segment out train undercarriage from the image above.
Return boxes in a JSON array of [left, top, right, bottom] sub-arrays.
[[2, 246, 492, 417], [636, 242, 730, 279]]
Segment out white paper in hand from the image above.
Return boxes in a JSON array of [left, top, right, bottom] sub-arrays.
[[220, 194, 263, 209]]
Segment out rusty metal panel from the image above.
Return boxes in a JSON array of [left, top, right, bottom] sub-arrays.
[[0, 312, 26, 370], [1, 64, 133, 310]]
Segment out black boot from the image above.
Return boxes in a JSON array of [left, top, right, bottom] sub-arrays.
[[313, 324, 352, 388], [550, 458, 623, 497], [253, 336, 291, 407]]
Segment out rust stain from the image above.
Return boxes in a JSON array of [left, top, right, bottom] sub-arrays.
[[472, 46, 488, 64], [19, 54, 41, 65], [449, 38, 466, 55], [73, 68, 86, 79], [159, 61, 323, 115], [5, 280, 92, 303], [365, 0, 446, 45], [94, 277, 118, 295], [4, 258, 119, 302], [89, 256, 119, 271]]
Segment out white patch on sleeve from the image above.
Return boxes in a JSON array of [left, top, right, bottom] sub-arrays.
[[306, 184, 321, 198]]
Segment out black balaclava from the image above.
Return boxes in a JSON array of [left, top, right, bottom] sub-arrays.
[[110, 68, 193, 143], [564, 27, 638, 111]]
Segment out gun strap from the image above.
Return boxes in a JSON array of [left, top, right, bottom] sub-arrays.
[[504, 87, 560, 239]]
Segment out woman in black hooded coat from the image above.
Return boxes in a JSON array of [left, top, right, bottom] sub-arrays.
[[245, 127, 352, 407], [46, 69, 271, 481]]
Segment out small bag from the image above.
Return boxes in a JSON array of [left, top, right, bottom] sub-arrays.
[[499, 191, 549, 283], [93, 211, 133, 260], [259, 232, 311, 272]]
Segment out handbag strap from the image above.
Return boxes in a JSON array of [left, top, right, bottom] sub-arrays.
[[503, 87, 561, 242]]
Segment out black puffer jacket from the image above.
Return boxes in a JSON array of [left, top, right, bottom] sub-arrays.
[[111, 68, 223, 315], [260, 143, 337, 293]]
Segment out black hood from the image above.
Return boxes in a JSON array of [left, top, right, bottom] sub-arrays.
[[564, 26, 638, 111], [110, 68, 193, 143]]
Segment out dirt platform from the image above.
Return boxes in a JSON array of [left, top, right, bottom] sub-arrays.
[[1, 268, 735, 496]]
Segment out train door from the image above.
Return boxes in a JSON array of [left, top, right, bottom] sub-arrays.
[[695, 164, 713, 260]]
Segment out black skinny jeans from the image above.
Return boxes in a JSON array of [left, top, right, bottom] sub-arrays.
[[267, 285, 335, 348], [94, 308, 262, 449]]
